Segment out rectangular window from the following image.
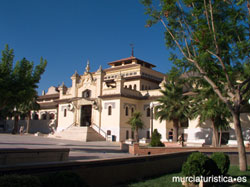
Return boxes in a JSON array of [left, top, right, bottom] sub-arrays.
[[108, 106, 112, 115], [146, 131, 150, 139], [126, 130, 129, 139], [64, 109, 67, 117]]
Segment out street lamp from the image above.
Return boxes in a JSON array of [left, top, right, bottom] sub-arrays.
[[150, 103, 154, 138]]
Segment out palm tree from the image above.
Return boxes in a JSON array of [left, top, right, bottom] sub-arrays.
[[190, 87, 230, 147], [155, 75, 190, 142], [127, 111, 144, 142]]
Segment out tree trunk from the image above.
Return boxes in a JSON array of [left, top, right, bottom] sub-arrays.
[[232, 111, 247, 171], [12, 115, 19, 134], [219, 128, 222, 147], [173, 119, 179, 142], [135, 128, 139, 142], [211, 119, 219, 147], [26, 112, 31, 133]]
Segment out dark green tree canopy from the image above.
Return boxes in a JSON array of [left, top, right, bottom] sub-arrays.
[[0, 45, 47, 116]]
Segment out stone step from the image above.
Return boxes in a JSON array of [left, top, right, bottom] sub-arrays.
[[52, 126, 106, 142]]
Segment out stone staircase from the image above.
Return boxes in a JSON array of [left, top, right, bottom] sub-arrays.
[[51, 126, 106, 142]]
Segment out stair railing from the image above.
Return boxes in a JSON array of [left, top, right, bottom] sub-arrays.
[[64, 122, 77, 130], [90, 123, 107, 139]]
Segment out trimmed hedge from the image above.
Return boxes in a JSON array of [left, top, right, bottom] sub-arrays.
[[150, 129, 164, 147], [211, 152, 230, 175], [182, 152, 219, 178]]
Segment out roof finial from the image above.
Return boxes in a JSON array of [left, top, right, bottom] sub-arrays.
[[130, 43, 134, 57], [85, 59, 90, 73]]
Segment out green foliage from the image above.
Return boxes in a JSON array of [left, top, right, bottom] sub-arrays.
[[182, 152, 219, 178], [0, 174, 41, 187], [39, 171, 87, 187], [127, 111, 144, 142], [141, 0, 250, 169], [0, 45, 47, 118], [154, 69, 190, 123], [189, 86, 230, 135], [150, 129, 164, 147], [127, 111, 144, 131], [211, 152, 230, 175]]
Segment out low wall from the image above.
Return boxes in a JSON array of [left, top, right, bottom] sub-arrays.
[[4, 120, 51, 134], [0, 148, 69, 166], [0, 151, 195, 187], [129, 144, 250, 165]]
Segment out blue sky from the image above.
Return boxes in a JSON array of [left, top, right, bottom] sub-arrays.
[[0, 0, 174, 95]]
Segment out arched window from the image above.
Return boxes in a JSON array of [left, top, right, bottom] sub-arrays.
[[41, 113, 47, 120], [146, 108, 150, 117], [49, 113, 55, 119], [131, 131, 134, 139], [124, 85, 127, 88], [141, 85, 144, 90], [125, 106, 129, 116], [129, 85, 132, 89], [32, 112, 38, 120], [131, 107, 134, 115], [108, 106, 112, 115], [126, 130, 129, 139], [133, 84, 137, 90], [82, 89, 91, 98], [64, 109, 67, 117], [147, 131, 150, 139]]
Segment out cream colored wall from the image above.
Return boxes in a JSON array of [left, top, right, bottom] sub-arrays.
[[140, 89, 163, 97], [101, 99, 121, 141], [124, 80, 140, 90], [57, 104, 74, 131], [137, 100, 151, 139], [184, 113, 250, 143], [140, 66, 165, 78], [38, 109, 57, 120], [140, 79, 159, 90], [119, 98, 141, 141]]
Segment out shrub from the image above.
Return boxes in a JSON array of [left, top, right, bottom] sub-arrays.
[[39, 171, 87, 187], [150, 129, 164, 147], [211, 152, 230, 175], [182, 152, 219, 178], [0, 174, 41, 187]]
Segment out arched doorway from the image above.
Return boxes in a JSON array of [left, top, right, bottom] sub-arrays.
[[80, 105, 92, 126]]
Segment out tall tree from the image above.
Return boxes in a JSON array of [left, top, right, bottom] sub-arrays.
[[0, 45, 47, 133], [142, 0, 250, 171], [155, 70, 190, 142], [127, 111, 144, 142]]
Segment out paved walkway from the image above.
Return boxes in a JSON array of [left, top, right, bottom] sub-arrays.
[[0, 134, 132, 160]]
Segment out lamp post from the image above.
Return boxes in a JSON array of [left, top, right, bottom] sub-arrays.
[[12, 106, 19, 134], [150, 103, 154, 138]]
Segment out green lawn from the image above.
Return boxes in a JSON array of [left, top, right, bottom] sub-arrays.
[[127, 166, 250, 187]]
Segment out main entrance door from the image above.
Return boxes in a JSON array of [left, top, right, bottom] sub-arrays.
[[80, 105, 92, 126]]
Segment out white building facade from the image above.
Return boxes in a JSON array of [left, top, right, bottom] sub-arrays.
[[36, 56, 250, 144]]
